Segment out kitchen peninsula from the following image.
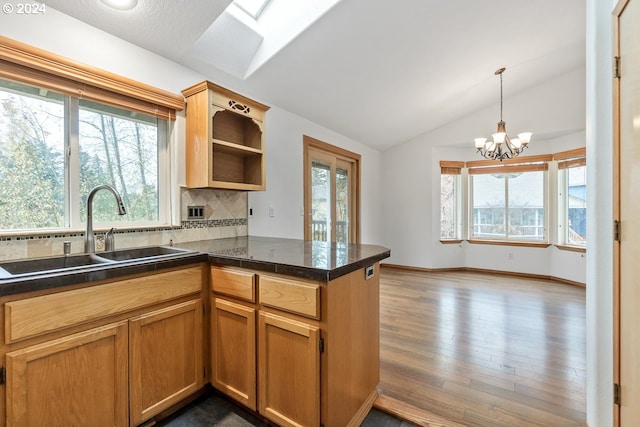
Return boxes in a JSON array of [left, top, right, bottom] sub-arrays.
[[0, 236, 389, 427], [178, 236, 390, 427]]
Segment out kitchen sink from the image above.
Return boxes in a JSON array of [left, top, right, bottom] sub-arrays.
[[97, 245, 194, 261], [0, 246, 196, 279], [0, 253, 112, 278]]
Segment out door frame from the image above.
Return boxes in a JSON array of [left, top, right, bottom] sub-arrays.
[[303, 135, 361, 243], [613, 0, 630, 425]]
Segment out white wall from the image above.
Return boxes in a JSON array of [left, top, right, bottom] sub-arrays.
[[381, 68, 587, 284], [586, 0, 615, 425], [0, 5, 385, 246], [247, 106, 384, 243]]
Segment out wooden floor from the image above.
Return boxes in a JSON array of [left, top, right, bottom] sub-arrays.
[[377, 268, 586, 427]]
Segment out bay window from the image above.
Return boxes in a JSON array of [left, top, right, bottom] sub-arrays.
[[439, 152, 586, 249]]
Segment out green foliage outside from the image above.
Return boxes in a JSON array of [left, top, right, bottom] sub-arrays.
[[0, 81, 159, 231]]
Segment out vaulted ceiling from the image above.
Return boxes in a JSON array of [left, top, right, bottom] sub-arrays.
[[42, 0, 586, 150]]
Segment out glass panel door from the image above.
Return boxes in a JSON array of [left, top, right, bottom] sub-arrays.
[[311, 160, 331, 242], [335, 160, 350, 243], [304, 137, 359, 244]]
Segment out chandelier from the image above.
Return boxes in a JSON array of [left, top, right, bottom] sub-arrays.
[[474, 67, 532, 161]]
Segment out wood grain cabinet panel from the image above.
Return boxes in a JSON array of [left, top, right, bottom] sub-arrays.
[[259, 275, 320, 319], [129, 299, 204, 426], [5, 321, 129, 427], [211, 297, 256, 410], [211, 266, 255, 302], [5, 266, 202, 343], [182, 80, 269, 191], [209, 264, 380, 427], [258, 312, 320, 427]]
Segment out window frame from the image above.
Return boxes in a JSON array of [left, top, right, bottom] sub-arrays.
[[468, 156, 550, 244], [469, 169, 548, 243], [0, 36, 181, 233], [438, 151, 587, 250], [439, 161, 464, 243], [555, 148, 587, 251]]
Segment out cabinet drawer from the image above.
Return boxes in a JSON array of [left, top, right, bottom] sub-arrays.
[[211, 266, 255, 302], [259, 275, 320, 319], [5, 266, 203, 343]]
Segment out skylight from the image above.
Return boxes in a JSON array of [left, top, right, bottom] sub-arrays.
[[233, 0, 270, 20], [191, 0, 341, 79]]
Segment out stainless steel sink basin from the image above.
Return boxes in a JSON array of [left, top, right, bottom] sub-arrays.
[[0, 246, 196, 279], [0, 254, 112, 278], [97, 245, 194, 261]]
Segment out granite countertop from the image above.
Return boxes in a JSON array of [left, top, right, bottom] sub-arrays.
[[175, 236, 391, 281], [0, 237, 390, 297]]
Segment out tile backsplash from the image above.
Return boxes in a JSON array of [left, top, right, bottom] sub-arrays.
[[0, 189, 248, 261]]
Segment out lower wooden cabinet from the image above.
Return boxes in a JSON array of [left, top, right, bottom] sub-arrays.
[[1, 265, 206, 427], [258, 312, 320, 427], [129, 299, 204, 426], [210, 264, 380, 427], [211, 297, 256, 410], [5, 321, 129, 427]]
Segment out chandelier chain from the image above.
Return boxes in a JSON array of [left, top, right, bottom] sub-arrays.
[[499, 71, 503, 122]]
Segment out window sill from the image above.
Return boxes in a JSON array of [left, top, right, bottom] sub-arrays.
[[440, 239, 463, 244], [467, 239, 550, 248], [555, 244, 587, 253]]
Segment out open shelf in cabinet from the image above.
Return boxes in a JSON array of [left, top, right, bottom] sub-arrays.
[[212, 110, 262, 150], [182, 80, 269, 191], [212, 144, 263, 189]]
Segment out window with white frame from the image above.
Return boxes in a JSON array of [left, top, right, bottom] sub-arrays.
[[469, 158, 548, 242], [0, 78, 168, 231], [556, 148, 586, 247], [439, 161, 463, 240]]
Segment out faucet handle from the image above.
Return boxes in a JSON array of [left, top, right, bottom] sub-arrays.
[[105, 228, 116, 252]]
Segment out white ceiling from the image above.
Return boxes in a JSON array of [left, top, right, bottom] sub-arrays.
[[42, 0, 586, 150]]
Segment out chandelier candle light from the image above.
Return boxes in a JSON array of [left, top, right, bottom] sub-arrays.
[[474, 67, 532, 161]]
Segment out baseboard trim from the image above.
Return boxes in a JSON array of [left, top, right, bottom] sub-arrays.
[[374, 394, 466, 427], [347, 388, 378, 427], [381, 263, 585, 288]]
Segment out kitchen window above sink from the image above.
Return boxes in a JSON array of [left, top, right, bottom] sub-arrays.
[[0, 77, 170, 233]]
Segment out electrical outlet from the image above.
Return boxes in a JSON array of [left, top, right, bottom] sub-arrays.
[[269, 206, 275, 218], [187, 205, 205, 219], [508, 252, 514, 260]]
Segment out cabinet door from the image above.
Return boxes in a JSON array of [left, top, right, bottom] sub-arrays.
[[211, 298, 256, 409], [5, 321, 128, 427], [258, 312, 320, 427], [129, 299, 204, 426]]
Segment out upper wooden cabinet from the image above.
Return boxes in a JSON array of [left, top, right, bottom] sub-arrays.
[[182, 81, 269, 191]]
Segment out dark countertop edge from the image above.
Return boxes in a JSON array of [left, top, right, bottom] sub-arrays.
[[208, 250, 391, 282], [0, 239, 391, 296], [0, 253, 208, 297]]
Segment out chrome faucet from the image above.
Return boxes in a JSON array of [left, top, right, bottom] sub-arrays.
[[85, 185, 126, 253]]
